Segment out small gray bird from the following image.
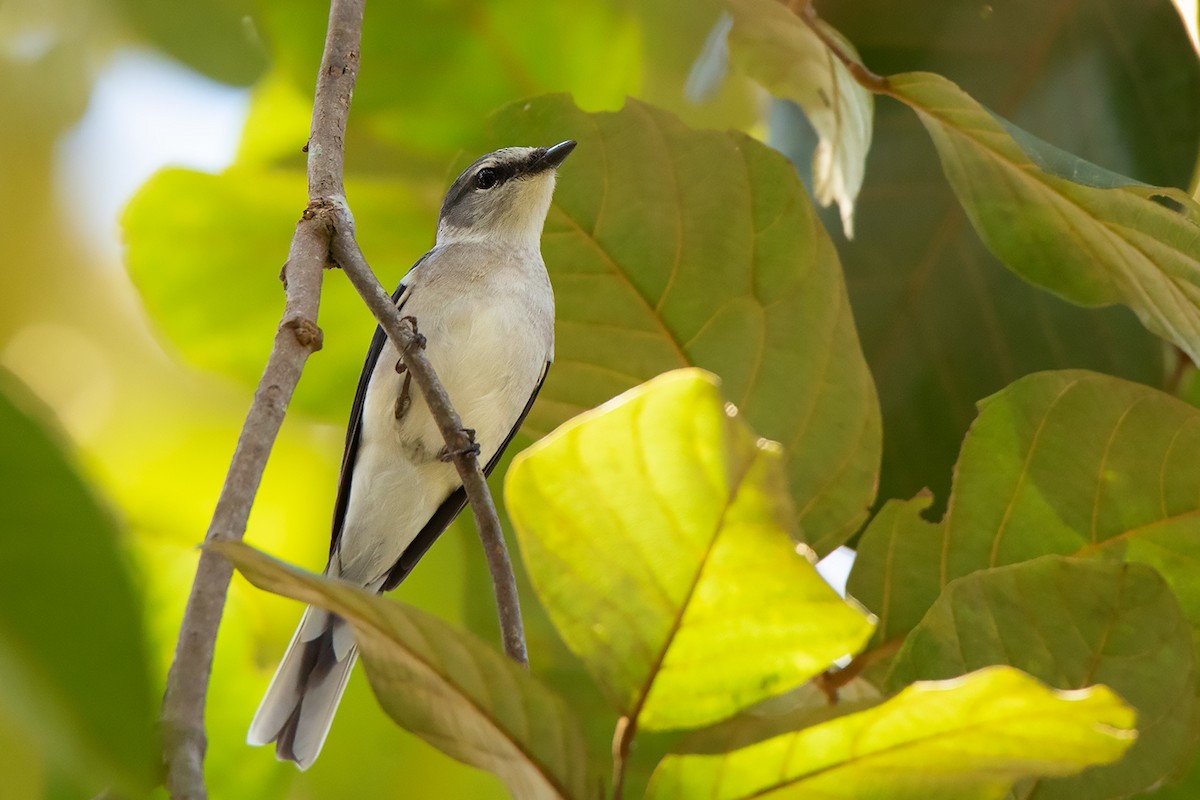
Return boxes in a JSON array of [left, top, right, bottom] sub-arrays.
[[248, 140, 575, 768]]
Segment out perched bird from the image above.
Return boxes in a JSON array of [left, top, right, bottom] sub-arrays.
[[248, 140, 575, 769]]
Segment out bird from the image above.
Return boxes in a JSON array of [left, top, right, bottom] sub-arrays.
[[247, 140, 575, 769]]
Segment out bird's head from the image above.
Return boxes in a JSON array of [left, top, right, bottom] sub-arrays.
[[436, 140, 576, 247]]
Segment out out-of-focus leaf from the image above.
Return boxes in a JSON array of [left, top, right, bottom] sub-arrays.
[[117, 0, 267, 86], [724, 0, 872, 238], [646, 666, 1135, 800], [506, 369, 874, 731], [256, 0, 641, 155], [122, 167, 432, 418], [891, 71, 1200, 363], [212, 540, 598, 800], [0, 372, 156, 794], [488, 95, 881, 554], [889, 557, 1195, 799], [817, 0, 1199, 505]]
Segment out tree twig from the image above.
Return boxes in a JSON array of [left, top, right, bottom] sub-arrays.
[[328, 229, 528, 667], [792, 0, 892, 94], [159, 1, 362, 796]]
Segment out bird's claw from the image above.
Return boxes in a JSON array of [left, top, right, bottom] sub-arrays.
[[438, 428, 479, 462], [400, 315, 426, 350]]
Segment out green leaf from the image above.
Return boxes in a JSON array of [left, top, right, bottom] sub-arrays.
[[890, 71, 1200, 363], [122, 167, 432, 418], [816, 0, 1197, 505], [0, 372, 156, 794], [505, 368, 874, 731], [851, 370, 1200, 643], [211, 540, 597, 800], [256, 0, 643, 155], [845, 493, 944, 648], [945, 371, 1200, 623], [116, 0, 267, 86], [723, 0, 873, 238], [646, 666, 1135, 800], [488, 95, 880, 554], [888, 557, 1195, 799]]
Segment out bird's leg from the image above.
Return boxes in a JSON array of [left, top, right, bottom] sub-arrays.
[[394, 362, 413, 421], [438, 428, 480, 462]]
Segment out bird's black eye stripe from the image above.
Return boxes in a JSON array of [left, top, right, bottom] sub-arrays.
[[475, 167, 500, 190]]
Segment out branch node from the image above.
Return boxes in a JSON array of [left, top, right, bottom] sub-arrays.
[[284, 316, 325, 351]]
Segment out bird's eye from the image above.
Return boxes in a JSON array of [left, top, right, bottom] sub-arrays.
[[475, 168, 499, 190]]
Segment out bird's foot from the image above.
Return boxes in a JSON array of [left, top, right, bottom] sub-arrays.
[[438, 428, 480, 462], [400, 315, 426, 350]]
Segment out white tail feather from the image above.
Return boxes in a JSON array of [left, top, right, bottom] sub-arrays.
[[248, 606, 357, 769]]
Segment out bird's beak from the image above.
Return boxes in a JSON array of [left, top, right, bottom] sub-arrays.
[[530, 140, 577, 173]]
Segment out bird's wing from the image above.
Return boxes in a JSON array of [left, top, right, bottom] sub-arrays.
[[380, 358, 551, 591], [327, 266, 421, 559]]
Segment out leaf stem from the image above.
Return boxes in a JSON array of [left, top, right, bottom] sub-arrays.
[[611, 714, 637, 800], [791, 1, 892, 95]]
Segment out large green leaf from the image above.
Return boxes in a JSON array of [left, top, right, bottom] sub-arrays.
[[890, 71, 1200, 363], [0, 372, 156, 794], [646, 666, 1135, 800], [212, 540, 598, 800], [488, 95, 880, 554], [506, 369, 874, 731], [815, 0, 1198, 505], [943, 371, 1200, 621], [889, 557, 1196, 799], [850, 370, 1200, 647], [723, 0, 873, 237]]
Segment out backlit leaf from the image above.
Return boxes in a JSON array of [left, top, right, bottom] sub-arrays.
[[506, 369, 874, 731]]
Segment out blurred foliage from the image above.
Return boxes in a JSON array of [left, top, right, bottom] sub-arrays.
[[0, 372, 156, 796], [2, 0, 1199, 798]]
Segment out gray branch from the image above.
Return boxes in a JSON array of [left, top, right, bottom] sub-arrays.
[[160, 1, 362, 796], [160, 0, 528, 794]]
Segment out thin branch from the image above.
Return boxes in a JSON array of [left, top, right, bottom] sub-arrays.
[[329, 228, 528, 667], [159, 1, 363, 797]]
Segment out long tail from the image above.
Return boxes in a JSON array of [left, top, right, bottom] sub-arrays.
[[248, 606, 358, 769]]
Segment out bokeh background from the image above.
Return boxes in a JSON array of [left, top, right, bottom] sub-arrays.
[[1, 0, 1196, 798]]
